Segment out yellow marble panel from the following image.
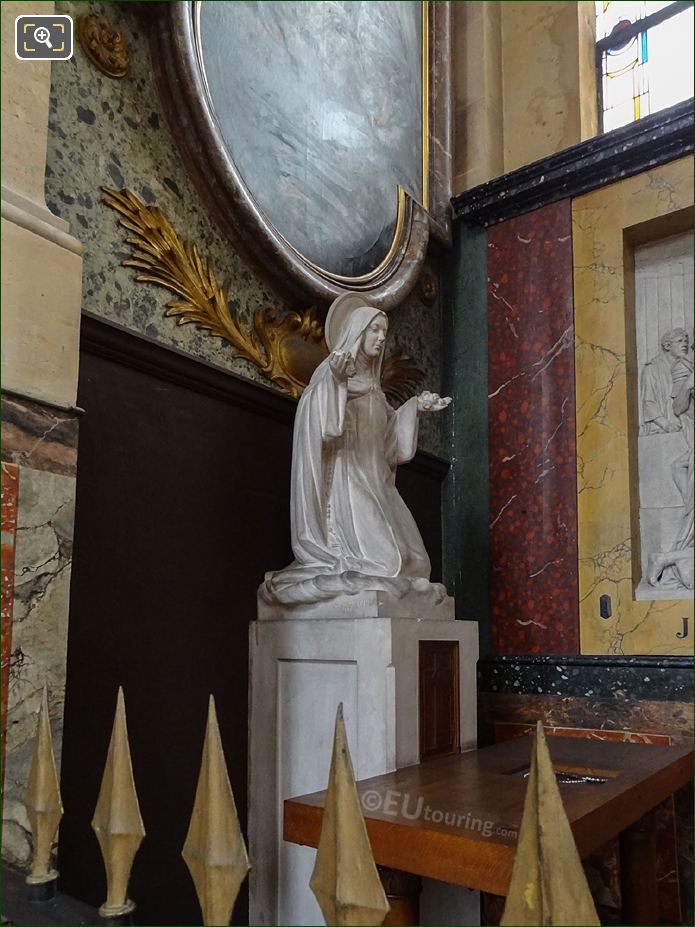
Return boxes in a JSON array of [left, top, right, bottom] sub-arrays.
[[573, 156, 694, 656]]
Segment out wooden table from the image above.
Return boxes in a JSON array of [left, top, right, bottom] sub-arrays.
[[284, 736, 693, 925]]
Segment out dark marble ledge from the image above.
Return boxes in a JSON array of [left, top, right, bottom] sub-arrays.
[[478, 652, 693, 702], [480, 653, 693, 669], [1, 386, 84, 416], [2, 391, 80, 476], [452, 98, 694, 227]]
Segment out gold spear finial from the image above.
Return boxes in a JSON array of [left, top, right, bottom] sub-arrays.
[[182, 695, 250, 926], [501, 721, 600, 926], [310, 704, 390, 927], [24, 685, 63, 885], [91, 686, 145, 918]]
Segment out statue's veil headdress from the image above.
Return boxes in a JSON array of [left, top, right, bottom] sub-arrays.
[[312, 292, 386, 386]]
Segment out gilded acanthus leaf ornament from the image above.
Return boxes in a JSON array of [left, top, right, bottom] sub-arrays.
[[381, 356, 429, 407], [102, 187, 424, 402]]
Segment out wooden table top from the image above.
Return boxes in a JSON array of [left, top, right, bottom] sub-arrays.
[[284, 735, 693, 897]]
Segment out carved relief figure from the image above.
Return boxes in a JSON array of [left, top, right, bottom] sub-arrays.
[[646, 332, 694, 591], [260, 294, 451, 607], [639, 328, 688, 435], [634, 230, 694, 602], [670, 348, 694, 550]]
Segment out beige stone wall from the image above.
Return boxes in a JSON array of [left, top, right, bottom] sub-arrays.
[[1, 1, 54, 203], [501, 1, 597, 173], [1, 0, 83, 409], [1, 214, 82, 409], [453, 1, 598, 193], [452, 1, 503, 193]]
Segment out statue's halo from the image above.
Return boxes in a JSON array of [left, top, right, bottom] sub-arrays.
[[325, 292, 378, 352]]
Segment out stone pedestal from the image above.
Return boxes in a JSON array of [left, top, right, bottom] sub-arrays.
[[248, 598, 478, 926]]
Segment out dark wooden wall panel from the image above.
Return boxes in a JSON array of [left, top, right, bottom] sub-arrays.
[[59, 316, 447, 925]]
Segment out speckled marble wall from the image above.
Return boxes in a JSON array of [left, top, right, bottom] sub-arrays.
[[45, 1, 444, 456], [573, 156, 694, 655], [487, 200, 579, 653]]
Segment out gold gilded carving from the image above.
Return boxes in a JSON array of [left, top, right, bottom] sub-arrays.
[[77, 13, 128, 79], [500, 722, 599, 926], [381, 356, 429, 407], [92, 687, 145, 919], [24, 686, 63, 886], [102, 187, 425, 402], [310, 703, 390, 927], [418, 271, 438, 304], [182, 695, 250, 926]]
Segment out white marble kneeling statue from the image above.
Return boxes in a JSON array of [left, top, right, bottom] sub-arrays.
[[259, 293, 452, 609]]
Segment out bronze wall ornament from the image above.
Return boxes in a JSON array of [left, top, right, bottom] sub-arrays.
[[147, 1, 452, 310], [102, 187, 424, 402], [77, 13, 128, 78], [418, 271, 438, 305]]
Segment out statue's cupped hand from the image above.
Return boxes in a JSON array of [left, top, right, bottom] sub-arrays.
[[417, 391, 452, 413], [329, 350, 356, 383]]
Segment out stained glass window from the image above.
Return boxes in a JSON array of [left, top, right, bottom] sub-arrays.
[[596, 1, 694, 132]]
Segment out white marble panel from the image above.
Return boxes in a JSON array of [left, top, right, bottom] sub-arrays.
[[634, 232, 694, 599], [248, 609, 478, 926], [635, 233, 694, 369], [277, 660, 358, 926]]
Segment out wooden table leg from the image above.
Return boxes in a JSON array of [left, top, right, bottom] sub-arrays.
[[481, 891, 505, 925], [619, 810, 659, 926], [378, 866, 422, 927]]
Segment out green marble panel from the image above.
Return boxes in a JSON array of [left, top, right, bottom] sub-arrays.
[[441, 223, 490, 648]]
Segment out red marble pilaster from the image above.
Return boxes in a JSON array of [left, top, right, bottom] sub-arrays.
[[487, 200, 579, 653], [1, 462, 19, 780]]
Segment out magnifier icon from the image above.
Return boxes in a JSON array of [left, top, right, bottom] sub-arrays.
[[33, 25, 53, 49]]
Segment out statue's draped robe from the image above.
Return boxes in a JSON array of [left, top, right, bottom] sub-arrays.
[[261, 308, 446, 605], [639, 352, 679, 434], [672, 356, 693, 551]]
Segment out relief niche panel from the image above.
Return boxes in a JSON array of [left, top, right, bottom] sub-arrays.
[[635, 232, 693, 600], [572, 156, 693, 655]]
